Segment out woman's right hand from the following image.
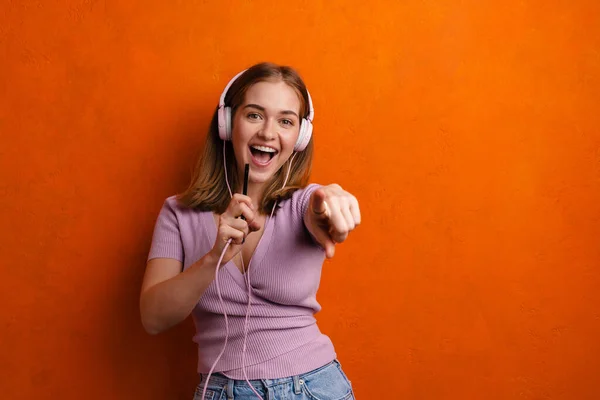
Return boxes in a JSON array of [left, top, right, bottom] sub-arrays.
[[210, 194, 262, 265]]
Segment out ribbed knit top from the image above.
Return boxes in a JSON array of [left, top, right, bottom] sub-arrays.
[[147, 183, 336, 379]]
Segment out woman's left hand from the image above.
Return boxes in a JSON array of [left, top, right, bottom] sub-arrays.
[[304, 184, 361, 259]]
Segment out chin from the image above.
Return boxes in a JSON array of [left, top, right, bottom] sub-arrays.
[[249, 169, 277, 185]]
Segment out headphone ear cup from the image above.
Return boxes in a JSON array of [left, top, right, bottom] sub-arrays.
[[224, 107, 232, 141], [217, 105, 228, 141], [294, 119, 313, 152], [294, 122, 305, 152]]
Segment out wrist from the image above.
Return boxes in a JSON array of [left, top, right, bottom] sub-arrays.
[[204, 249, 220, 267], [189, 250, 220, 275]]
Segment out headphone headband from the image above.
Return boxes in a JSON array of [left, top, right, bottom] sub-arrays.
[[218, 69, 247, 110]]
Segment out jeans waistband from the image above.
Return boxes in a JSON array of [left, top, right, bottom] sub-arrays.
[[200, 359, 339, 390]]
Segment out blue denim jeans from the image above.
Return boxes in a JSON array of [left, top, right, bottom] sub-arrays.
[[194, 359, 355, 400]]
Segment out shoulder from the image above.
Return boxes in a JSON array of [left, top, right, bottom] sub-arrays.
[[155, 195, 202, 224], [290, 183, 321, 204], [163, 195, 182, 210], [162, 195, 200, 214], [279, 183, 322, 221], [154, 195, 181, 218]]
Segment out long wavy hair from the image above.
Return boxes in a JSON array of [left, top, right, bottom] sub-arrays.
[[177, 62, 314, 215]]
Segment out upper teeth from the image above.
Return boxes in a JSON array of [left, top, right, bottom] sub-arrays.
[[251, 145, 277, 153]]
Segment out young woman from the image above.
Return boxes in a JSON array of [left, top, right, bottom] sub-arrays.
[[140, 62, 361, 400]]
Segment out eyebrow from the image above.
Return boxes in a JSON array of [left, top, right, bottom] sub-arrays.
[[243, 104, 299, 119]]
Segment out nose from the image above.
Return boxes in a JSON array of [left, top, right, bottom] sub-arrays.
[[258, 118, 277, 140]]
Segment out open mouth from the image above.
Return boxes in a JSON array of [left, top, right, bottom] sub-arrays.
[[249, 145, 278, 166]]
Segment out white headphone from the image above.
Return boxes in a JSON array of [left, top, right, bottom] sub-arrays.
[[216, 69, 314, 152]]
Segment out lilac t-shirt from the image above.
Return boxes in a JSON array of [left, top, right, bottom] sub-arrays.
[[147, 183, 337, 379]]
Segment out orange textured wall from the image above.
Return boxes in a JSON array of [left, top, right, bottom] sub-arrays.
[[2, 1, 599, 399]]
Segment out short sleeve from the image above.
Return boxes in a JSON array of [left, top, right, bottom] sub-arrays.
[[289, 183, 324, 250], [147, 197, 184, 262], [292, 183, 322, 222]]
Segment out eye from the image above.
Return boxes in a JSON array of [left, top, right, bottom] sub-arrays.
[[280, 119, 294, 127], [247, 113, 262, 120]]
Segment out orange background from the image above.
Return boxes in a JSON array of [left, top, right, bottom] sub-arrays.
[[1, 1, 599, 399]]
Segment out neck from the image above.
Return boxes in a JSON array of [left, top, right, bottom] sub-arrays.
[[239, 181, 268, 214]]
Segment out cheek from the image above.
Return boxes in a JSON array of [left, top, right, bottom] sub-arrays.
[[232, 120, 252, 145], [281, 129, 299, 150]]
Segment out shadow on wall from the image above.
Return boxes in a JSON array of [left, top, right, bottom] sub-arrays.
[[99, 105, 213, 399]]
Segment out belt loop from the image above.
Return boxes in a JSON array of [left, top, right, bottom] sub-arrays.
[[293, 375, 302, 395], [260, 380, 273, 400], [226, 378, 235, 400]]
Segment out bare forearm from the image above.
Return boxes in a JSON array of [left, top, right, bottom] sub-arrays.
[[140, 252, 219, 334]]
